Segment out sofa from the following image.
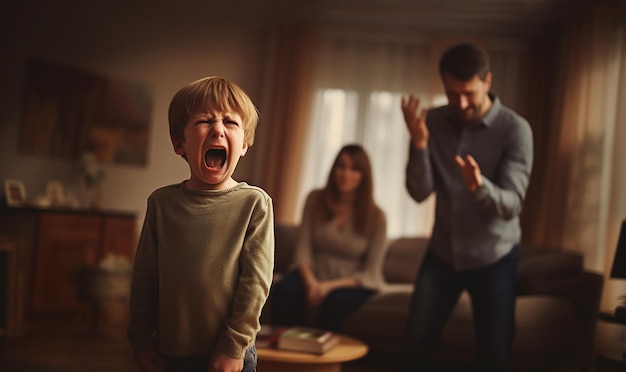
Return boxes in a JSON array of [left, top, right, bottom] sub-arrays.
[[260, 224, 604, 371]]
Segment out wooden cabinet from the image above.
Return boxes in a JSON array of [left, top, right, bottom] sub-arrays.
[[0, 237, 25, 340], [0, 207, 137, 314], [101, 216, 138, 259], [32, 214, 101, 313]]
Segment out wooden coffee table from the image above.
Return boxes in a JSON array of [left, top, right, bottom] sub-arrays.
[[256, 334, 368, 372]]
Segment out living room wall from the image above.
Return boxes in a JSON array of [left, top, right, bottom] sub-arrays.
[[0, 1, 272, 233]]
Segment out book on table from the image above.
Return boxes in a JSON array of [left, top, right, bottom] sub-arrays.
[[276, 327, 339, 354]]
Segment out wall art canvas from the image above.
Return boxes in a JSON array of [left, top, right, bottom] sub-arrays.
[[18, 59, 153, 166]]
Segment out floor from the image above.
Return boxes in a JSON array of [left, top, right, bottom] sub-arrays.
[[3, 315, 610, 372], [0, 313, 136, 372], [0, 314, 404, 372]]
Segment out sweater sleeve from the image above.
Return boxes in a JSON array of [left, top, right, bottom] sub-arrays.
[[216, 194, 275, 359], [353, 209, 388, 289], [127, 197, 159, 354]]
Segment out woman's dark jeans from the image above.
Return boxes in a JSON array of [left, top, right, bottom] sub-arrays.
[[271, 270, 375, 331]]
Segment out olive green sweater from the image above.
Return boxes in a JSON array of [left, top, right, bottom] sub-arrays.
[[128, 182, 274, 359]]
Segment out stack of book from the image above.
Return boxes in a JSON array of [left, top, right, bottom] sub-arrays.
[[256, 326, 339, 354], [277, 327, 338, 354]]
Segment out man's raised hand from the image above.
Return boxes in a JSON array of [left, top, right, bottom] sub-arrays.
[[401, 94, 429, 149]]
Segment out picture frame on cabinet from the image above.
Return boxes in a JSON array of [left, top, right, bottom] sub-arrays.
[[4, 180, 27, 207]]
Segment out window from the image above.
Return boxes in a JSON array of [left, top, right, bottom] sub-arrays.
[[297, 88, 436, 238], [294, 32, 525, 237]]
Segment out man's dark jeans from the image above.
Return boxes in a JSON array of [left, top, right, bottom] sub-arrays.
[[403, 245, 519, 371]]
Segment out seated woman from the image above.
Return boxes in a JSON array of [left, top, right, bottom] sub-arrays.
[[271, 144, 388, 332]]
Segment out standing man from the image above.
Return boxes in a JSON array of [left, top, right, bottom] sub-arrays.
[[400, 43, 533, 371]]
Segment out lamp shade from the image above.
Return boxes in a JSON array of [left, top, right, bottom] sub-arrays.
[[610, 219, 626, 279]]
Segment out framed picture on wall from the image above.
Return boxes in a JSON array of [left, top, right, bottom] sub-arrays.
[[17, 59, 154, 167], [4, 180, 27, 207]]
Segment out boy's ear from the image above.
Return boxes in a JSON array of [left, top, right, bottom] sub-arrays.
[[240, 143, 248, 157], [172, 137, 186, 156]]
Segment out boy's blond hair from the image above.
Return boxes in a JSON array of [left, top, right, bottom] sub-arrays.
[[168, 76, 259, 147]]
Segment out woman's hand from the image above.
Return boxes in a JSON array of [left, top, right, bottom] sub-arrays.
[[306, 281, 332, 306]]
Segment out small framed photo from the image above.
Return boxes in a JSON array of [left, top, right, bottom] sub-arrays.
[[4, 180, 27, 207]]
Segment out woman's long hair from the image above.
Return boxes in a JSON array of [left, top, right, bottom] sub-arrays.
[[318, 144, 380, 235]]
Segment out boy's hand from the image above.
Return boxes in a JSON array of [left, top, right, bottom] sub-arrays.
[[401, 94, 429, 149], [209, 351, 243, 372], [134, 347, 165, 372]]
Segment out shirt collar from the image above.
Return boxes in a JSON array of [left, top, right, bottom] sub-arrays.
[[481, 93, 501, 128]]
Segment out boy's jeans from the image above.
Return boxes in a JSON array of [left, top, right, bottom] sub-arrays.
[[163, 345, 257, 372]]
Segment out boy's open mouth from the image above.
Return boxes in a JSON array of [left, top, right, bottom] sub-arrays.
[[205, 148, 226, 170]]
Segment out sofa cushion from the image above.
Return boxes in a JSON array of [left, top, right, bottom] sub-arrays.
[[341, 289, 413, 353], [383, 237, 429, 283], [342, 290, 582, 366], [518, 247, 583, 277]]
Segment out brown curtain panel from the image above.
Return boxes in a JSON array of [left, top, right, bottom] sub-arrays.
[[255, 25, 318, 223], [521, 0, 625, 255]]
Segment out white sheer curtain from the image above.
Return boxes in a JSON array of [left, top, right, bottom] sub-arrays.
[[293, 31, 528, 238], [600, 24, 626, 312]]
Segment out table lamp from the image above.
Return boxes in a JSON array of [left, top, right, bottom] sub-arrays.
[[610, 219, 626, 317]]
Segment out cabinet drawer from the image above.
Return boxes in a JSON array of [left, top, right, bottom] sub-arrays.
[[38, 214, 101, 239]]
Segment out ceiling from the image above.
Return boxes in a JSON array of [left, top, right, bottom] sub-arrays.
[[221, 0, 587, 37]]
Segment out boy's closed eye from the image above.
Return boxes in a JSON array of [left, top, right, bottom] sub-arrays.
[[196, 116, 241, 126]]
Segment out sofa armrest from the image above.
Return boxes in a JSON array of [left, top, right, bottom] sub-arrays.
[[517, 265, 603, 370], [569, 271, 604, 371], [516, 248, 584, 295]]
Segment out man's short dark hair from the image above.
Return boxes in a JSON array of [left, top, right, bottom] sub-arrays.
[[438, 43, 490, 81]]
